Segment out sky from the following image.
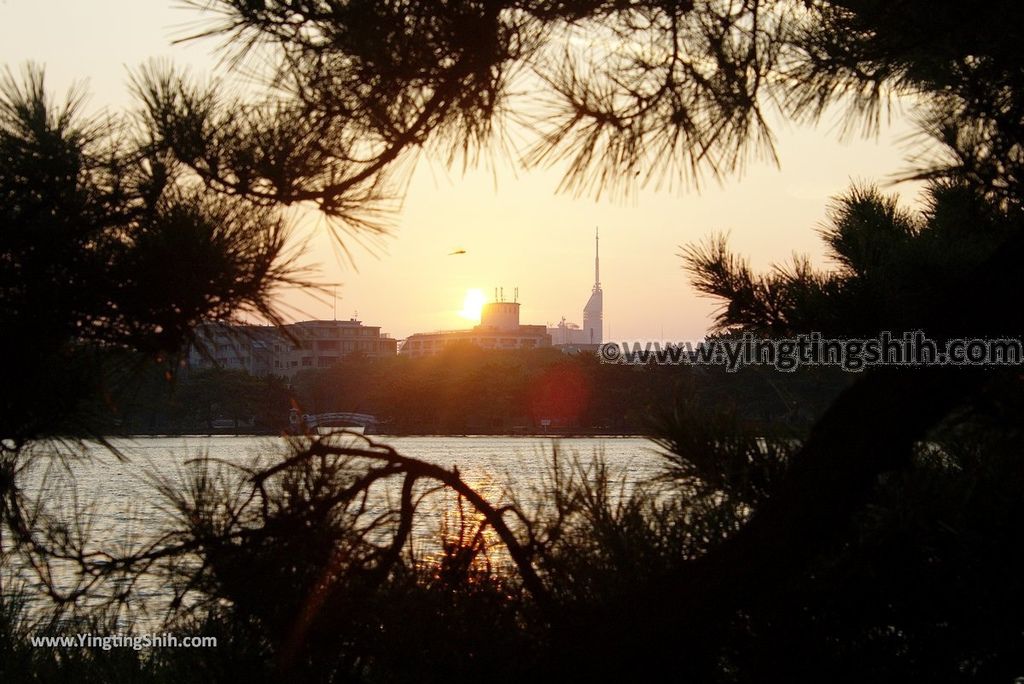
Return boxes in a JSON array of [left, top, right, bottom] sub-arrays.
[[0, 0, 932, 342]]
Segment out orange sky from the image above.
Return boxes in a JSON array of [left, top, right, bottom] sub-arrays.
[[1, 0, 931, 341]]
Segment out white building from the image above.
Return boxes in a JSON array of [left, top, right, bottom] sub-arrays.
[[188, 318, 398, 378], [400, 297, 551, 357], [548, 317, 587, 346]]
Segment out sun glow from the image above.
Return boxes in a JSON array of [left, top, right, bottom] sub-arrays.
[[458, 288, 486, 322]]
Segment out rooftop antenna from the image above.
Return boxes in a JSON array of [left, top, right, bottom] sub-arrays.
[[494, 287, 498, 302], [595, 226, 601, 289], [500, 286, 504, 302], [514, 287, 518, 303]]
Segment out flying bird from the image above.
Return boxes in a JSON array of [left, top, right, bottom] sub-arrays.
[[448, 249, 467, 256]]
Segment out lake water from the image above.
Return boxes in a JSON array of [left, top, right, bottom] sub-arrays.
[[10, 435, 673, 615]]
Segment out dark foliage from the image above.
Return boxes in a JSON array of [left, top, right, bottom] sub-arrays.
[[3, 0, 1024, 681], [0, 66, 303, 445], [683, 181, 1023, 337], [0, 65, 307, 637]]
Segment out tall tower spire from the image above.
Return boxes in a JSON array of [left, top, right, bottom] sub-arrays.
[[583, 226, 604, 345]]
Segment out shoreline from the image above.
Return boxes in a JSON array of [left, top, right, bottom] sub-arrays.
[[97, 429, 654, 439]]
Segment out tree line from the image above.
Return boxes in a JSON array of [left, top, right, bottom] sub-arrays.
[[105, 346, 851, 435]]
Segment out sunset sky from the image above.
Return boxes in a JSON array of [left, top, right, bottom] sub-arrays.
[[1, 0, 932, 342]]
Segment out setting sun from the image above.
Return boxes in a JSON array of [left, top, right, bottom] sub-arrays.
[[458, 288, 486, 322]]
